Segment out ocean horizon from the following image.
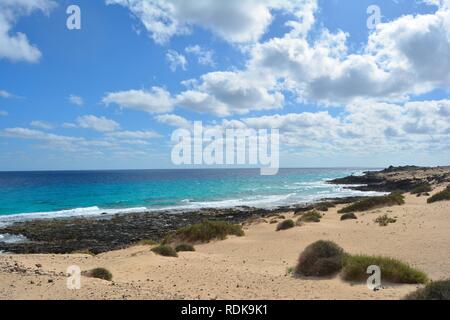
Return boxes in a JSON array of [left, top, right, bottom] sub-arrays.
[[0, 168, 384, 224]]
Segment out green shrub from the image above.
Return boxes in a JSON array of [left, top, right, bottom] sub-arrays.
[[151, 244, 178, 257], [374, 214, 397, 226], [341, 213, 357, 221], [298, 210, 322, 223], [276, 219, 295, 231], [164, 220, 244, 244], [295, 241, 345, 277], [175, 243, 195, 252], [314, 202, 336, 212], [136, 239, 158, 246], [84, 267, 113, 281], [427, 186, 450, 203], [405, 279, 450, 300], [342, 255, 428, 284], [338, 192, 405, 213], [411, 184, 433, 195]]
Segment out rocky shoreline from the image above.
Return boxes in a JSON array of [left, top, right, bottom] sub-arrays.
[[1, 166, 449, 255], [329, 165, 450, 192]]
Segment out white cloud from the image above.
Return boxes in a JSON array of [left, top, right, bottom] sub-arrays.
[[0, 90, 13, 98], [0, 0, 56, 63], [166, 49, 187, 72], [69, 95, 84, 106], [185, 45, 215, 67], [62, 122, 77, 129], [155, 113, 190, 128], [30, 120, 53, 130], [76, 115, 120, 132], [102, 87, 175, 114], [106, 130, 161, 139], [105, 0, 313, 44], [128, 0, 450, 111], [175, 71, 284, 116], [1, 127, 84, 152]]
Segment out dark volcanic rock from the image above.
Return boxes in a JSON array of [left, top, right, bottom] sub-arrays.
[[0, 207, 301, 254], [328, 167, 436, 193]]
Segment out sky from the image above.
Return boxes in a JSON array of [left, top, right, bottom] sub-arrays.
[[1, 0, 450, 171]]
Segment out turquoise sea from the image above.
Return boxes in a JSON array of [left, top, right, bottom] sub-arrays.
[[0, 168, 383, 226]]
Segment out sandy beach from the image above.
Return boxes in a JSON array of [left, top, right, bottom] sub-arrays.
[[1, 180, 449, 300]]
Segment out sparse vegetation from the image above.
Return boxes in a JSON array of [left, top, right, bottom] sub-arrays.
[[276, 219, 295, 231], [342, 255, 428, 284], [135, 239, 158, 246], [405, 279, 450, 300], [341, 213, 357, 221], [411, 183, 433, 195], [427, 186, 450, 203], [298, 210, 322, 223], [151, 244, 178, 257], [163, 220, 244, 244], [314, 202, 336, 212], [83, 267, 113, 281], [374, 214, 397, 226], [295, 241, 345, 277], [175, 243, 195, 252], [338, 192, 405, 213]]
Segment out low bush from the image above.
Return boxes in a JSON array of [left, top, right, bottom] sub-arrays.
[[298, 210, 322, 223], [405, 279, 450, 300], [295, 241, 345, 277], [338, 192, 405, 213], [314, 202, 336, 212], [427, 186, 450, 204], [175, 243, 195, 252], [83, 267, 113, 281], [135, 239, 158, 246], [411, 184, 433, 195], [342, 255, 428, 284], [341, 213, 357, 221], [374, 214, 397, 226], [151, 244, 178, 257], [164, 220, 244, 244], [276, 219, 295, 231]]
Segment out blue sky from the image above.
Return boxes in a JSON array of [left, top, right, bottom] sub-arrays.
[[1, 0, 450, 170]]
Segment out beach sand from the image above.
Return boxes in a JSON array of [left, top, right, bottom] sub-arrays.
[[0, 190, 449, 300]]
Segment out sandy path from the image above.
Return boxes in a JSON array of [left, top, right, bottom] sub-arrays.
[[0, 192, 449, 300]]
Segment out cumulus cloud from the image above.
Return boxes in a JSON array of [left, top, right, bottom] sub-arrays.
[[185, 45, 215, 67], [105, 0, 313, 44], [155, 113, 190, 128], [0, 0, 56, 63], [175, 71, 284, 116], [1, 127, 84, 151], [30, 120, 53, 130], [107, 0, 450, 113], [166, 49, 187, 72], [126, 0, 450, 111], [242, 0, 450, 104], [76, 115, 120, 132], [69, 95, 84, 106], [102, 87, 175, 114]]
